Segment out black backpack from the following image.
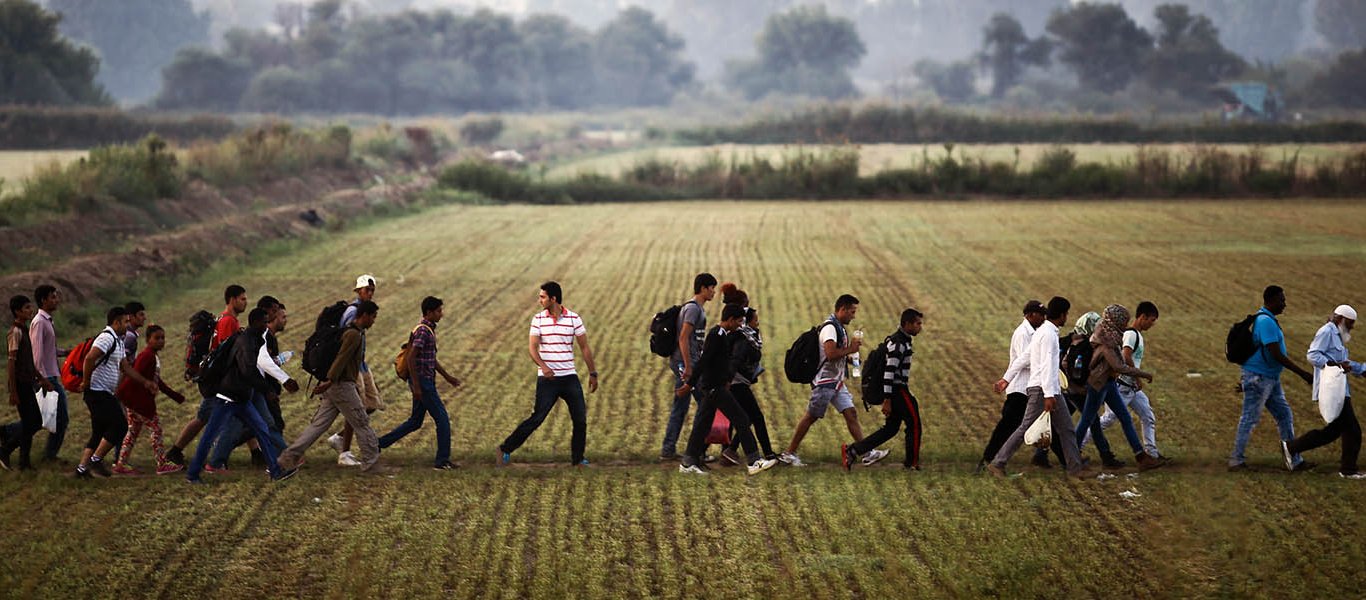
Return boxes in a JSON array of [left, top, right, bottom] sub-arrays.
[[785, 320, 842, 384], [303, 301, 351, 379], [195, 332, 239, 397], [184, 310, 217, 378], [648, 301, 693, 357], [860, 336, 892, 408], [1226, 313, 1264, 365]]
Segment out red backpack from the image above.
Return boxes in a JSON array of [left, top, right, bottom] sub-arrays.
[[61, 331, 115, 392]]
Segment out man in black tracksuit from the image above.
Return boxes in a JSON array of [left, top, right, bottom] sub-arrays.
[[845, 308, 924, 470], [679, 304, 777, 475]]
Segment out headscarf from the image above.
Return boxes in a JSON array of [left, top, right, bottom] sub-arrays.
[[1090, 304, 1129, 349], [1073, 311, 1101, 337]]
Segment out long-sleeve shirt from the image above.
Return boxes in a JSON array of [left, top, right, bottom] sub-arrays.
[[327, 326, 365, 383], [882, 329, 914, 395], [29, 309, 58, 378], [1025, 320, 1063, 397], [1307, 321, 1366, 402], [689, 325, 735, 390], [1087, 342, 1150, 391], [728, 325, 763, 386], [1001, 319, 1036, 395], [256, 330, 290, 385]]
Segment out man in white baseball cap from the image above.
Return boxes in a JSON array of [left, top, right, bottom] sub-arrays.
[[328, 274, 384, 465], [1283, 304, 1366, 479]]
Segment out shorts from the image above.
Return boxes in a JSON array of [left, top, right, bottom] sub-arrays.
[[808, 385, 854, 419]]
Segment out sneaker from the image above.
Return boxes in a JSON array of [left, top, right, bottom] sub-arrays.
[[861, 449, 889, 467], [0, 452, 10, 471], [702, 454, 718, 464], [496, 448, 511, 467], [165, 447, 185, 466], [337, 451, 362, 467], [111, 463, 139, 476], [1281, 441, 1295, 471], [1339, 471, 1366, 480], [88, 459, 112, 478], [720, 447, 741, 466], [1101, 453, 1127, 469], [1292, 460, 1316, 473], [974, 459, 987, 474], [678, 463, 707, 475], [747, 457, 778, 475], [74, 466, 93, 479], [156, 464, 185, 476], [841, 443, 856, 471], [575, 459, 590, 468], [985, 463, 1007, 478], [1030, 452, 1052, 469], [658, 451, 679, 461], [186, 477, 207, 485], [1227, 462, 1249, 472], [327, 433, 345, 453], [272, 467, 299, 482], [203, 464, 229, 474], [433, 461, 460, 470], [904, 465, 922, 471], [778, 452, 806, 467]]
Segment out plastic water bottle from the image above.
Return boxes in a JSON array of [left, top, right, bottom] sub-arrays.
[[276, 350, 295, 366], [850, 329, 864, 378]]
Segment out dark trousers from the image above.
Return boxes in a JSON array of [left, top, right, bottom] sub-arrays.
[[852, 387, 922, 467], [266, 393, 285, 433], [1288, 397, 1361, 474], [1, 381, 42, 467], [501, 375, 587, 464], [684, 386, 757, 463], [1035, 393, 1082, 464], [379, 377, 451, 466], [44, 376, 67, 460], [983, 392, 1029, 462], [187, 395, 281, 480], [724, 383, 774, 457], [83, 390, 127, 452]]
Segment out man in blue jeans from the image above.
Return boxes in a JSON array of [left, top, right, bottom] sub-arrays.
[[659, 273, 715, 461], [1230, 285, 1316, 471], [378, 296, 463, 470], [207, 299, 291, 469]]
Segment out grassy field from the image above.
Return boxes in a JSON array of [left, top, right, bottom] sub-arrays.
[[4, 199, 1366, 597], [0, 150, 85, 191], [544, 143, 1366, 179]]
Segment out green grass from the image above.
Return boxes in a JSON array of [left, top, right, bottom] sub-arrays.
[[4, 200, 1366, 597]]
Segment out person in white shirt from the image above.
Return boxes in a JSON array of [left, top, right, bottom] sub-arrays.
[[1283, 305, 1366, 478], [979, 300, 1047, 471], [75, 306, 156, 479], [987, 297, 1087, 478]]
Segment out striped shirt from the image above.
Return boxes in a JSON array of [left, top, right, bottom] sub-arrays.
[[881, 330, 914, 395], [89, 327, 125, 393], [530, 308, 586, 377]]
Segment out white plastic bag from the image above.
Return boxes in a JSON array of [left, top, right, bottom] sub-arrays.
[[36, 389, 59, 433], [1319, 366, 1347, 424], [1025, 411, 1052, 447]]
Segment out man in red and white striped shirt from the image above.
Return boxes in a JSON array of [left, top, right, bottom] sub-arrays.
[[497, 281, 598, 466]]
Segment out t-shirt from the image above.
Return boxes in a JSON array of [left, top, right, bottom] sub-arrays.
[[89, 327, 125, 393], [8, 324, 38, 385], [124, 329, 140, 357], [212, 310, 240, 351], [814, 319, 847, 387], [530, 308, 586, 377], [117, 348, 160, 418], [1119, 329, 1144, 386], [671, 301, 706, 365], [1242, 308, 1285, 378]]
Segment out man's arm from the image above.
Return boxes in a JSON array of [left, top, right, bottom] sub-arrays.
[[1268, 342, 1313, 384], [6, 351, 16, 402], [81, 345, 104, 391], [678, 321, 695, 375], [529, 334, 553, 378], [325, 330, 360, 382], [577, 334, 598, 393]]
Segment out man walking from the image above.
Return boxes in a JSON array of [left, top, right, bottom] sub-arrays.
[[75, 307, 156, 479], [498, 282, 598, 467], [779, 294, 887, 467], [1087, 301, 1166, 462], [1282, 305, 1366, 478], [660, 273, 715, 461], [277, 301, 385, 476], [166, 285, 248, 466], [843, 308, 924, 471], [1230, 286, 1315, 471], [1, 296, 42, 471], [980, 300, 1047, 472], [29, 285, 67, 462], [330, 274, 383, 466], [987, 297, 1087, 478], [206, 299, 292, 470], [378, 296, 463, 470]]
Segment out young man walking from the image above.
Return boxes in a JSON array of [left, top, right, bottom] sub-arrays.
[[678, 303, 778, 475], [843, 308, 924, 471], [378, 296, 463, 470], [660, 273, 715, 461], [1230, 286, 1315, 471], [29, 285, 67, 462], [1087, 301, 1166, 462], [330, 274, 383, 466], [75, 307, 157, 479], [980, 300, 1048, 472], [1, 296, 42, 471], [206, 299, 291, 470], [498, 282, 599, 467], [987, 297, 1087, 478], [166, 285, 248, 466], [1283, 305, 1366, 478], [122, 301, 146, 357], [779, 294, 887, 467], [277, 301, 385, 476]]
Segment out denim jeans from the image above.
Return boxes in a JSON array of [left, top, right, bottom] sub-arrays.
[[1074, 380, 1145, 456], [501, 375, 587, 464], [1231, 370, 1301, 467], [43, 376, 68, 460], [378, 377, 451, 466], [660, 360, 702, 456], [208, 390, 285, 468], [187, 395, 281, 480], [1100, 384, 1159, 457]]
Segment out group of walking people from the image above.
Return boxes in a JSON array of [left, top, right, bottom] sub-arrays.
[[3, 274, 1362, 481]]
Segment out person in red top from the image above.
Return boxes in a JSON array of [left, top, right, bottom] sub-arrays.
[[113, 325, 188, 475], [166, 285, 247, 466]]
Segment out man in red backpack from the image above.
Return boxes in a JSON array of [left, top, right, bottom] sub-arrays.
[[166, 285, 248, 466], [75, 307, 157, 479]]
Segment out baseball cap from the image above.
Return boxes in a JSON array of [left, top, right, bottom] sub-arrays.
[[354, 274, 376, 290], [1023, 300, 1046, 315], [1335, 304, 1357, 321]]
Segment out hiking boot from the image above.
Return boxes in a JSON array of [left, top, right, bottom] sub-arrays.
[[1281, 441, 1295, 471], [88, 459, 112, 478], [861, 449, 889, 467], [841, 443, 856, 471], [156, 464, 184, 476], [985, 463, 1007, 478], [164, 447, 185, 466], [678, 463, 707, 475], [720, 447, 741, 466], [1136, 452, 1162, 471], [778, 452, 806, 467], [1101, 452, 1127, 469], [1030, 452, 1053, 469], [747, 457, 778, 475]]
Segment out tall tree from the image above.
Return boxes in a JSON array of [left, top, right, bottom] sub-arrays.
[[1143, 4, 1245, 97], [1307, 48, 1366, 108], [593, 7, 695, 107], [153, 46, 251, 110], [724, 5, 865, 100], [519, 14, 596, 109], [1046, 2, 1153, 94], [979, 13, 1051, 98], [1315, 0, 1366, 51], [0, 0, 109, 105], [48, 0, 209, 103]]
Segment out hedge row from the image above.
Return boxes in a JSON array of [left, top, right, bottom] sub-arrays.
[[0, 106, 236, 149]]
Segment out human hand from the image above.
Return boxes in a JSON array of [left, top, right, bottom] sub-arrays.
[[880, 401, 891, 417], [588, 373, 599, 393], [314, 381, 331, 396], [994, 379, 1009, 394], [1044, 397, 1057, 412], [675, 383, 693, 398], [445, 374, 462, 389], [39, 378, 54, 393], [284, 379, 300, 394], [1299, 370, 1313, 386]]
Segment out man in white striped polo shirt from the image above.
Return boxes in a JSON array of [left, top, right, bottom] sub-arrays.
[[497, 281, 599, 466]]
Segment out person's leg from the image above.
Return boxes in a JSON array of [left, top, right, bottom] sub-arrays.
[[1073, 386, 1106, 449], [95, 393, 127, 459], [233, 400, 282, 475], [991, 389, 1045, 468], [187, 398, 235, 479], [787, 386, 835, 454], [1339, 399, 1361, 474], [1288, 395, 1348, 456], [660, 361, 694, 457], [1231, 372, 1271, 467], [561, 377, 588, 464], [1262, 379, 1302, 465], [378, 381, 426, 450], [835, 388, 863, 442], [904, 390, 922, 468], [982, 393, 1027, 463], [711, 387, 756, 459], [170, 395, 214, 459], [419, 378, 451, 466], [266, 393, 285, 437], [732, 384, 773, 457], [785, 413, 817, 455], [1048, 398, 1084, 474], [1099, 382, 1146, 456], [145, 414, 167, 467], [682, 390, 718, 464], [209, 408, 248, 468], [117, 411, 143, 467], [14, 387, 41, 468], [330, 383, 379, 470], [44, 377, 67, 460], [278, 394, 342, 470], [77, 394, 103, 469], [850, 402, 903, 457], [500, 377, 560, 456], [1125, 388, 1160, 457]]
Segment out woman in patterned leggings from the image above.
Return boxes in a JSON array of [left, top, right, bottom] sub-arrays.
[[113, 325, 187, 475]]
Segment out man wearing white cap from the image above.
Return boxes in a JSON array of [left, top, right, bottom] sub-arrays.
[[1283, 304, 1366, 478], [328, 274, 384, 466]]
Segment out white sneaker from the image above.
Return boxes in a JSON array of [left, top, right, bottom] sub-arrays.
[[778, 452, 806, 467], [337, 451, 362, 467], [747, 457, 778, 475], [1281, 441, 1295, 471], [678, 464, 707, 475], [861, 449, 890, 467], [1340, 472, 1366, 480], [327, 433, 344, 453]]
